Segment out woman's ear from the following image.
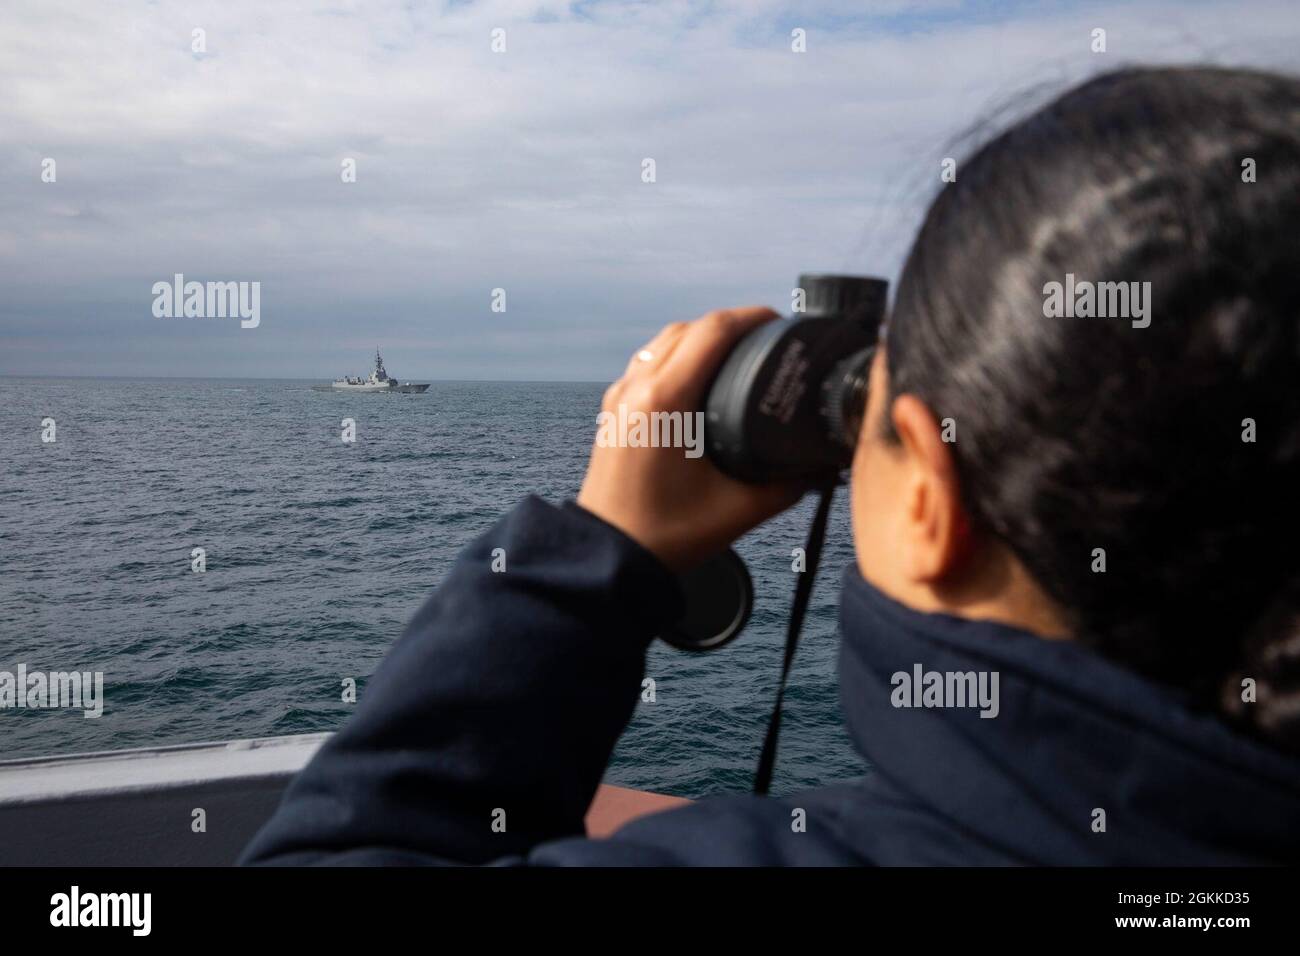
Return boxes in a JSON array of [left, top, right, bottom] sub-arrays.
[[889, 394, 973, 583]]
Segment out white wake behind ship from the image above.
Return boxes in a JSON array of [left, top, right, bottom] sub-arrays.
[[312, 348, 430, 393]]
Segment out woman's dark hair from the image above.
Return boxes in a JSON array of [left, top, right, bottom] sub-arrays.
[[886, 66, 1300, 752]]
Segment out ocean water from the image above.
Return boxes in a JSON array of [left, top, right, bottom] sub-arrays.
[[0, 378, 864, 797]]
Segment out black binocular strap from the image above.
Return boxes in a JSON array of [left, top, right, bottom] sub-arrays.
[[753, 483, 836, 796]]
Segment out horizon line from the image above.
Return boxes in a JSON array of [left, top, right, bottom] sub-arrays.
[[0, 374, 608, 385]]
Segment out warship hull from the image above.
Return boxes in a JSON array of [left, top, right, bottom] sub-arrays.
[[311, 382, 430, 393]]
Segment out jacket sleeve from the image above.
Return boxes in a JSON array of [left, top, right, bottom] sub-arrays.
[[239, 495, 684, 865]]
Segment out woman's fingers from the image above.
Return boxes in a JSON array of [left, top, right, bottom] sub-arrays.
[[656, 307, 780, 403], [621, 321, 690, 380], [578, 305, 800, 570]]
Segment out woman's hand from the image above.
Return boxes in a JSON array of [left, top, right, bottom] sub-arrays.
[[577, 307, 805, 571]]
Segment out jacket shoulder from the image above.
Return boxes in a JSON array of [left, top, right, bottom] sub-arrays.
[[528, 785, 873, 866]]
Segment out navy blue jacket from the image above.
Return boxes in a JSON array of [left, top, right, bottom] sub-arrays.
[[241, 496, 1300, 865]]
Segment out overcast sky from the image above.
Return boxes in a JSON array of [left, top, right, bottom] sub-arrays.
[[2, 0, 1298, 380]]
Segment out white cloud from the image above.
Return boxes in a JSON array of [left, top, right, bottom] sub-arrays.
[[1, 0, 1297, 378]]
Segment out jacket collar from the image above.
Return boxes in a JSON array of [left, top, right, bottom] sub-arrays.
[[837, 567, 1300, 864]]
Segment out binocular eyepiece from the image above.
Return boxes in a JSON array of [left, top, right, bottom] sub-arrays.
[[703, 274, 889, 484]]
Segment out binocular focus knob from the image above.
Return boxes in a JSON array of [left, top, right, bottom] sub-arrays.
[[798, 274, 889, 319]]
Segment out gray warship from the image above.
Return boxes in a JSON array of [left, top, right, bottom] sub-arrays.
[[312, 348, 430, 393]]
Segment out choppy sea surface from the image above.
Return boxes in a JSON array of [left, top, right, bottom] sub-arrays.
[[0, 378, 864, 797]]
